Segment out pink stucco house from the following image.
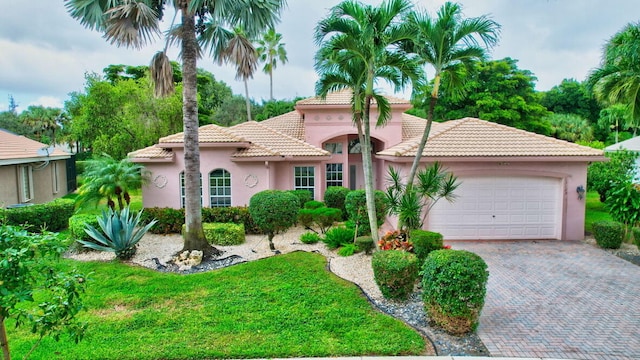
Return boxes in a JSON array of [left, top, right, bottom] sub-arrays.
[[129, 90, 605, 241]]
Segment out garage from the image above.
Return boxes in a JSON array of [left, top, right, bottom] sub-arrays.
[[428, 176, 563, 240]]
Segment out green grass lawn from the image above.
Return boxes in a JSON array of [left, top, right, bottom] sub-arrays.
[[584, 190, 612, 234], [63, 189, 143, 215], [8, 252, 427, 360]]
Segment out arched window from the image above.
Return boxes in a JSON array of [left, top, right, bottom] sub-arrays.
[[179, 172, 202, 208], [209, 169, 231, 207]]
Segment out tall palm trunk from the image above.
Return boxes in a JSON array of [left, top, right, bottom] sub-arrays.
[[269, 69, 274, 100], [361, 95, 379, 241], [179, 3, 219, 256], [244, 79, 252, 121]]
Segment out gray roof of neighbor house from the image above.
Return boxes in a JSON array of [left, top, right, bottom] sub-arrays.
[[0, 129, 70, 166], [605, 136, 640, 152]]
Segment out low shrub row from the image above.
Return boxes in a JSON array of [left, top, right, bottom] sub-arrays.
[[181, 222, 246, 246], [141, 206, 259, 235], [0, 198, 75, 232]]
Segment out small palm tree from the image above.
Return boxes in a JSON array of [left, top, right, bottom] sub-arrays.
[[76, 155, 145, 211], [220, 27, 259, 121], [256, 28, 288, 100], [404, 2, 500, 186]]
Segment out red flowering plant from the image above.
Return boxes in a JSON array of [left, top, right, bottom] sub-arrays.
[[378, 230, 413, 252]]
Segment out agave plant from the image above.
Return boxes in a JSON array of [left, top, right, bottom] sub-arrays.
[[79, 207, 157, 261]]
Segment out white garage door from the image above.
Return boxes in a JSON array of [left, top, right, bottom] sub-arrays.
[[428, 176, 562, 240]]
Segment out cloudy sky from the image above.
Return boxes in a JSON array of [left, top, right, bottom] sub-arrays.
[[0, 0, 637, 113]]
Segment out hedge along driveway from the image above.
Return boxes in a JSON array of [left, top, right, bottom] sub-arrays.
[[453, 240, 640, 360], [8, 252, 429, 359]]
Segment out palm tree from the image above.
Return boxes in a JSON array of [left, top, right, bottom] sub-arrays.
[[315, 0, 420, 241], [65, 0, 286, 256], [588, 23, 640, 134], [404, 2, 500, 186], [221, 27, 258, 121], [256, 28, 288, 100]]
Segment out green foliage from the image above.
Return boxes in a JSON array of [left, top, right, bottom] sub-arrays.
[[372, 250, 419, 300], [323, 226, 355, 249], [202, 206, 260, 234], [422, 250, 489, 335], [304, 200, 325, 209], [140, 207, 185, 234], [324, 186, 351, 219], [605, 181, 640, 229], [249, 190, 299, 250], [546, 113, 593, 142], [79, 207, 157, 260], [592, 220, 624, 249], [344, 190, 387, 234], [633, 227, 640, 250], [202, 223, 245, 246], [0, 198, 75, 232], [337, 243, 358, 257], [300, 232, 322, 244], [435, 58, 551, 134], [0, 225, 87, 359], [68, 214, 101, 244], [297, 207, 342, 234], [410, 229, 443, 263], [588, 149, 638, 202], [254, 99, 299, 121], [540, 78, 601, 124], [355, 236, 375, 255], [287, 190, 313, 209]]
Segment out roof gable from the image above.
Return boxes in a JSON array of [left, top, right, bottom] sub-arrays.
[[295, 89, 409, 106], [0, 129, 69, 164], [379, 117, 605, 158], [159, 124, 246, 144], [259, 111, 305, 140], [228, 121, 329, 158]]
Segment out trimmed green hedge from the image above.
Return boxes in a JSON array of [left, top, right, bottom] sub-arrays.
[[410, 230, 443, 263], [324, 186, 350, 219], [141, 206, 259, 235], [0, 198, 75, 232], [592, 220, 624, 249], [203, 223, 245, 246], [344, 189, 387, 235], [372, 250, 419, 300], [68, 214, 100, 243]]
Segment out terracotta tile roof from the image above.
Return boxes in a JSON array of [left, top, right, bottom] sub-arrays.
[[128, 145, 174, 160], [296, 89, 409, 106], [228, 121, 330, 158], [159, 124, 245, 143], [0, 129, 69, 164], [401, 113, 448, 140], [379, 117, 605, 158], [260, 111, 305, 140]]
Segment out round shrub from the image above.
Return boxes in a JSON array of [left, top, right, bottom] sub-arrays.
[[592, 220, 624, 249], [355, 235, 375, 255], [304, 200, 325, 209], [410, 230, 443, 262], [324, 186, 350, 219], [323, 226, 355, 249], [372, 250, 419, 300], [422, 250, 488, 335], [249, 190, 299, 251], [344, 189, 387, 234], [300, 232, 322, 244], [287, 190, 313, 209]]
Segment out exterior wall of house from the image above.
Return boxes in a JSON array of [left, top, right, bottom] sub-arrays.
[[0, 160, 68, 208], [0, 166, 18, 206], [391, 160, 589, 241]]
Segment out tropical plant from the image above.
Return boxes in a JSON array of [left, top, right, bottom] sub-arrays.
[[221, 27, 259, 121], [403, 2, 500, 186], [19, 105, 66, 144], [385, 163, 459, 230], [587, 22, 640, 135], [256, 28, 288, 100], [546, 113, 593, 143], [605, 181, 640, 233], [76, 154, 146, 211], [0, 225, 87, 360], [587, 149, 638, 202], [314, 0, 421, 241], [248, 190, 299, 251], [79, 207, 158, 260], [65, 0, 286, 256], [597, 104, 632, 143]]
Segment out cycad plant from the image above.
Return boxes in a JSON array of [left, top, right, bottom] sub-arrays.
[[79, 207, 157, 260]]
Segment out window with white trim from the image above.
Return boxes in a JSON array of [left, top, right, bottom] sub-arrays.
[[209, 169, 231, 207], [52, 162, 59, 194], [294, 166, 315, 199], [19, 165, 33, 202], [180, 172, 202, 208], [325, 163, 343, 187]]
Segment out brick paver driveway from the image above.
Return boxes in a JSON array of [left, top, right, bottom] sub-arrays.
[[453, 240, 640, 360]]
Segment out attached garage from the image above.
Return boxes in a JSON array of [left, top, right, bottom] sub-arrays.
[[429, 176, 563, 240]]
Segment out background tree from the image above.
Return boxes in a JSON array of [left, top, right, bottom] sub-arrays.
[[597, 104, 633, 143], [254, 98, 301, 121], [588, 22, 640, 135], [19, 105, 65, 144], [212, 95, 258, 126], [546, 113, 593, 143], [0, 225, 86, 360], [219, 27, 259, 121], [0, 110, 30, 136], [588, 149, 638, 202], [403, 1, 500, 186], [540, 79, 601, 123], [66, 0, 286, 256], [315, 0, 420, 241], [433, 58, 550, 134], [256, 28, 288, 100]]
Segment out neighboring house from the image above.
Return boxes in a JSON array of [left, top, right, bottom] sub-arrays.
[[604, 136, 640, 181], [130, 90, 605, 241], [0, 129, 72, 207]]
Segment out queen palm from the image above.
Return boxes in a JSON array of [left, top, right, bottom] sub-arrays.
[[315, 0, 420, 241], [588, 23, 640, 134], [404, 2, 500, 186], [256, 28, 288, 100], [65, 0, 285, 256]]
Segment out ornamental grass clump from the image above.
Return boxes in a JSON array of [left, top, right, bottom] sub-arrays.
[[422, 250, 488, 335], [372, 250, 419, 300], [592, 220, 624, 249]]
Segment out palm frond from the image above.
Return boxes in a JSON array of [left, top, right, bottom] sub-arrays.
[[150, 51, 175, 98], [103, 0, 160, 49]]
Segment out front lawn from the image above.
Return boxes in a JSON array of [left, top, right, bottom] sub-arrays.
[[8, 252, 427, 359], [584, 190, 612, 234]]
